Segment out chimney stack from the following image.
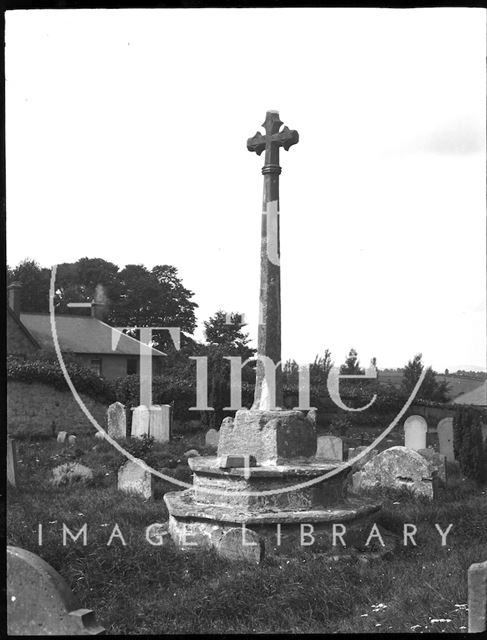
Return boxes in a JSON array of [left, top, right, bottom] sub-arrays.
[[7, 282, 22, 316], [91, 284, 109, 322]]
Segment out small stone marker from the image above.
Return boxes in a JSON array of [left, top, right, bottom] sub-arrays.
[[417, 448, 447, 483], [7, 545, 105, 635], [7, 436, 18, 488], [219, 454, 257, 469], [131, 405, 150, 439], [404, 415, 427, 451], [118, 459, 153, 499], [437, 417, 455, 462], [107, 401, 126, 439], [316, 435, 343, 461], [149, 405, 171, 443], [468, 560, 487, 633], [95, 431, 105, 440], [205, 428, 219, 447], [67, 435, 77, 447], [215, 527, 264, 564], [57, 431, 67, 444]]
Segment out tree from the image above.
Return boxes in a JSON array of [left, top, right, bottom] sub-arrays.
[[201, 311, 256, 427], [310, 349, 333, 385], [54, 258, 120, 313], [401, 353, 450, 403], [203, 310, 254, 358], [7, 259, 51, 312], [340, 348, 364, 375]]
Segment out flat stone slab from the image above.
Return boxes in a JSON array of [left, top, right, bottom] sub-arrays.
[[189, 456, 338, 478], [7, 546, 104, 635], [164, 489, 380, 525], [218, 409, 317, 464]]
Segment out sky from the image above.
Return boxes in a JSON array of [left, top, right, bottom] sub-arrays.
[[5, 8, 486, 373]]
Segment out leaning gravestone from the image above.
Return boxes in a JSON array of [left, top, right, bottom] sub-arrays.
[[437, 417, 455, 462], [316, 435, 343, 461], [57, 431, 68, 444], [118, 459, 153, 499], [7, 436, 18, 487], [205, 428, 219, 448], [468, 560, 487, 633], [352, 446, 433, 498], [149, 405, 171, 443], [131, 405, 150, 439], [7, 546, 104, 635], [107, 401, 126, 439], [404, 415, 427, 451]]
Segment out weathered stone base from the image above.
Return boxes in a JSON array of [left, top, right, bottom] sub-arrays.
[[218, 409, 316, 464], [164, 487, 385, 560], [166, 497, 390, 560]]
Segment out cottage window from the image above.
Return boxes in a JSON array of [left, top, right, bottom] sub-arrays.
[[127, 358, 138, 375], [90, 359, 102, 376]]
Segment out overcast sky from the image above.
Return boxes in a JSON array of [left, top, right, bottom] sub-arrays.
[[6, 8, 486, 372]]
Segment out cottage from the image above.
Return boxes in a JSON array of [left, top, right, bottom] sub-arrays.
[[7, 282, 165, 379]]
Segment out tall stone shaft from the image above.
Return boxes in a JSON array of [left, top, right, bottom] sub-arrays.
[[247, 111, 299, 410]]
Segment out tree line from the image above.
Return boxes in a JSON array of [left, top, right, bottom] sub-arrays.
[[8, 258, 451, 413]]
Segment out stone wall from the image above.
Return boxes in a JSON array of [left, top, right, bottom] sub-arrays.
[[7, 381, 107, 438]]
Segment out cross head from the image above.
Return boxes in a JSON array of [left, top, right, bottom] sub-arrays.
[[247, 111, 299, 170]]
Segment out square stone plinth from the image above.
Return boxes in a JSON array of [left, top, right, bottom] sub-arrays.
[[217, 409, 317, 465]]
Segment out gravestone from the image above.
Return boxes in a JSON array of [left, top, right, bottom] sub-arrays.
[[316, 435, 343, 461], [107, 401, 126, 439], [118, 459, 153, 499], [437, 417, 455, 462], [67, 435, 77, 447], [468, 560, 487, 633], [404, 415, 427, 451], [149, 405, 171, 443], [95, 431, 105, 441], [131, 405, 150, 439], [352, 446, 433, 498], [7, 436, 18, 487], [7, 546, 104, 635], [57, 431, 67, 444], [205, 428, 219, 447], [417, 448, 447, 483]]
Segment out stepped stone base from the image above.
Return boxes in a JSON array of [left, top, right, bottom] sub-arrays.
[[164, 409, 387, 561], [164, 456, 383, 558]]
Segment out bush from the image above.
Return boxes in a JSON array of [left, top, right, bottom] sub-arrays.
[[328, 414, 353, 437], [453, 407, 487, 485]]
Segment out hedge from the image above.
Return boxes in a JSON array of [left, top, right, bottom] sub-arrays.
[[7, 355, 116, 403], [453, 406, 487, 485]]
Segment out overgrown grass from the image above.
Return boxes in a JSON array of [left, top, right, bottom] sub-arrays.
[[7, 433, 487, 634]]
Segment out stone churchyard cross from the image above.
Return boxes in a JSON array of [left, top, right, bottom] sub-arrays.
[[247, 111, 299, 410]]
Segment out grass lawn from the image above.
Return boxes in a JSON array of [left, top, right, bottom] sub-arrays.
[[7, 431, 487, 634]]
